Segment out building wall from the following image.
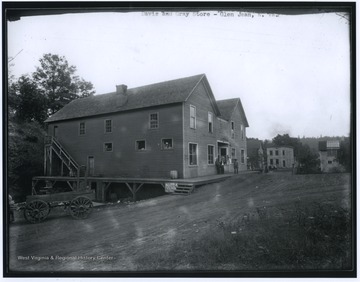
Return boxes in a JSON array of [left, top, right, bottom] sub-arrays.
[[266, 147, 294, 169], [319, 150, 341, 172], [227, 102, 247, 172], [183, 81, 247, 178], [47, 103, 184, 178], [183, 81, 218, 178]]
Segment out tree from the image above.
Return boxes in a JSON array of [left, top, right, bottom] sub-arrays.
[[8, 119, 45, 201], [7, 54, 96, 200], [296, 144, 320, 174], [338, 138, 351, 172], [11, 75, 48, 124], [33, 53, 95, 115], [272, 134, 302, 156]]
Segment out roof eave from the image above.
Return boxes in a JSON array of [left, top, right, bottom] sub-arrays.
[[185, 74, 221, 117]]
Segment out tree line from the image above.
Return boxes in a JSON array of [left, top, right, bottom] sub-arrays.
[[8, 53, 95, 201]]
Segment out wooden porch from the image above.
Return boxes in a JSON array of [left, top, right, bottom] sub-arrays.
[[32, 174, 232, 202]]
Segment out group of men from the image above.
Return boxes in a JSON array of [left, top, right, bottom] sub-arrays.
[[215, 156, 239, 174]]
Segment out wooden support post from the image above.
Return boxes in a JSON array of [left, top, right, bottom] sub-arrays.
[[44, 146, 47, 176], [125, 183, 144, 201], [31, 180, 38, 195], [49, 147, 53, 176], [76, 169, 80, 191], [66, 181, 74, 191], [96, 182, 112, 202], [96, 181, 101, 201], [134, 183, 144, 194], [102, 182, 111, 202], [101, 183, 106, 202]]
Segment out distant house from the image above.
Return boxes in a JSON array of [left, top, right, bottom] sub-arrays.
[[266, 144, 294, 169], [247, 139, 264, 170], [318, 140, 342, 172], [44, 74, 249, 179]]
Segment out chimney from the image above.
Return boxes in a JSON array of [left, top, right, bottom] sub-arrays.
[[115, 84, 128, 107], [116, 84, 127, 95]]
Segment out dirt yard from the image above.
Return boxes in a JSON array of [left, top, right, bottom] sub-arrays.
[[8, 171, 352, 273]]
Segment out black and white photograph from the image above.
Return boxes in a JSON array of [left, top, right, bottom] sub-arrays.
[[3, 2, 355, 277]]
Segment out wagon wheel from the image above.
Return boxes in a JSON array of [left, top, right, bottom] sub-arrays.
[[24, 200, 50, 223], [69, 196, 93, 219]]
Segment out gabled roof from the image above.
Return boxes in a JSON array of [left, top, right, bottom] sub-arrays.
[[217, 98, 249, 127], [46, 74, 213, 123]]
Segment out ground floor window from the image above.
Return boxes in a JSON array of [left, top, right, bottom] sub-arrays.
[[208, 145, 214, 165], [270, 158, 273, 165], [276, 159, 279, 165], [161, 138, 173, 149], [104, 142, 113, 152], [189, 143, 198, 165], [283, 160, 286, 167], [231, 148, 236, 161], [241, 149, 245, 164], [136, 140, 146, 151]]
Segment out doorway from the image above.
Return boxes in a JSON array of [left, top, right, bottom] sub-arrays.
[[220, 147, 227, 162], [88, 156, 95, 176]]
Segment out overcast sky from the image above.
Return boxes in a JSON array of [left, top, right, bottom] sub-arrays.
[[7, 10, 351, 140]]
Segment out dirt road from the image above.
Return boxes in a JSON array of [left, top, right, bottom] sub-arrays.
[[8, 172, 351, 272]]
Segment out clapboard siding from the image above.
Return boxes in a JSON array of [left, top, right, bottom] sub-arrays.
[[183, 82, 248, 177], [48, 103, 184, 178], [183, 81, 218, 178], [229, 103, 247, 171]]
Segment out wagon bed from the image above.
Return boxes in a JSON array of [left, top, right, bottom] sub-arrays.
[[24, 191, 95, 224]]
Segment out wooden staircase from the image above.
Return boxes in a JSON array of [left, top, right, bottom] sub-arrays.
[[173, 183, 194, 195], [45, 136, 80, 177]]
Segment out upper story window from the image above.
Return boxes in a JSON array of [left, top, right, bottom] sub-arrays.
[[190, 105, 196, 129], [231, 121, 235, 139], [105, 119, 112, 133], [162, 138, 173, 150], [269, 150, 273, 156], [79, 122, 86, 135], [136, 140, 146, 151], [283, 150, 285, 156], [208, 112, 213, 133], [275, 150, 279, 156], [241, 124, 244, 140], [149, 113, 159, 129], [53, 126, 58, 137]]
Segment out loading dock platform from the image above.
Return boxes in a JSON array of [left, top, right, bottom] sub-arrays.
[[31, 174, 232, 202]]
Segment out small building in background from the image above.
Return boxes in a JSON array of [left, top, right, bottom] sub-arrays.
[[247, 139, 264, 171], [266, 144, 294, 169], [318, 140, 342, 172]]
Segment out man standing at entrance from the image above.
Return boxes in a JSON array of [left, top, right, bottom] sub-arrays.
[[233, 159, 239, 174], [220, 156, 226, 174], [215, 156, 221, 174]]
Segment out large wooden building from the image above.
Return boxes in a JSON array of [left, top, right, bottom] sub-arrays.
[[44, 74, 249, 179]]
